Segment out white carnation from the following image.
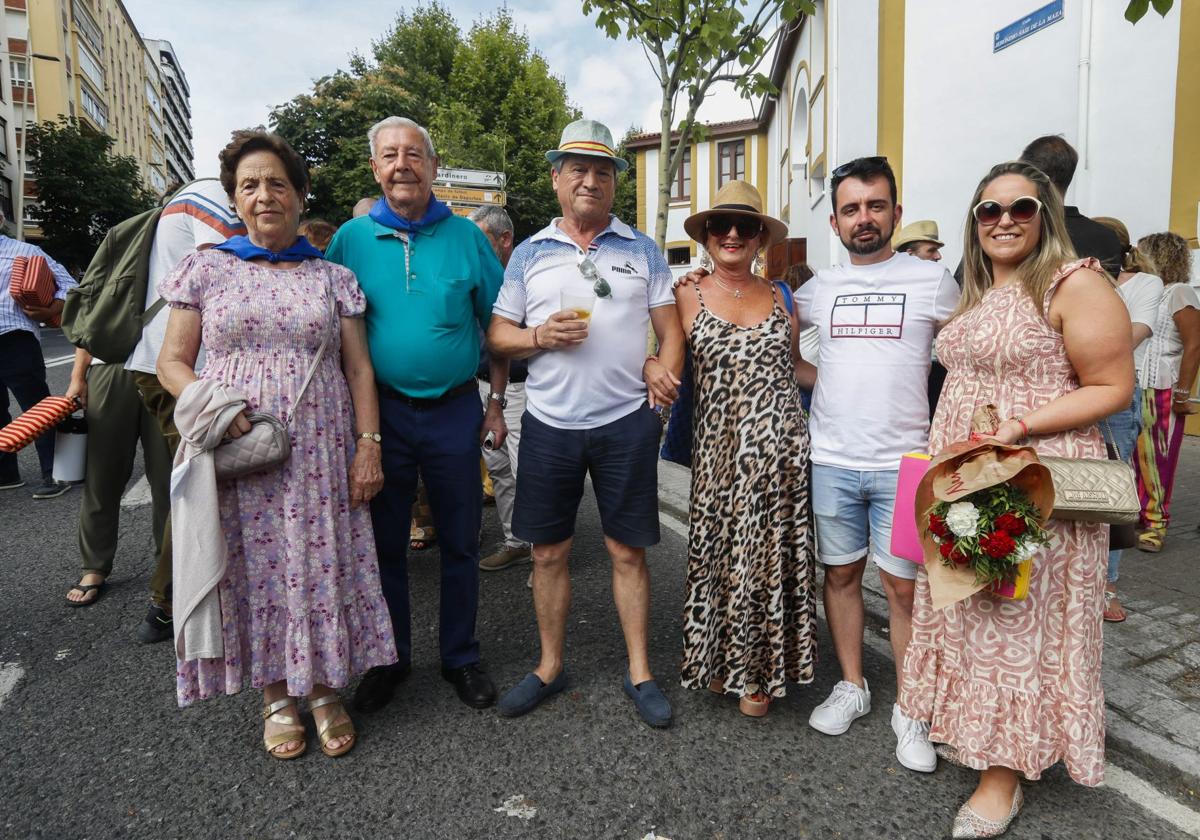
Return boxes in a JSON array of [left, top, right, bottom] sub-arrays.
[[1014, 540, 1037, 561], [945, 502, 980, 538]]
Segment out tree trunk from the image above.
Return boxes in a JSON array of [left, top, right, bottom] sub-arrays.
[[654, 94, 673, 250]]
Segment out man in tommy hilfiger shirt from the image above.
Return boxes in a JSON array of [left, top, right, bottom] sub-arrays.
[[795, 156, 959, 772], [488, 118, 685, 728]]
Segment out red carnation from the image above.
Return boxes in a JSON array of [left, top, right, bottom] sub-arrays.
[[980, 531, 1016, 559], [950, 548, 969, 566], [939, 541, 954, 558], [929, 514, 951, 539], [995, 513, 1027, 537]]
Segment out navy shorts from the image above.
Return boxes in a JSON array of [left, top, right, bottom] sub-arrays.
[[513, 403, 662, 548]]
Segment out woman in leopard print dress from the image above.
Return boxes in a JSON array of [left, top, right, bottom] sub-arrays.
[[675, 182, 818, 717]]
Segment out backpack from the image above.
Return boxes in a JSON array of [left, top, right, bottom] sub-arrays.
[[60, 202, 168, 362]]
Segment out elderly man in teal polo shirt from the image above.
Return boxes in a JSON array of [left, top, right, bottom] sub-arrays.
[[326, 116, 507, 712]]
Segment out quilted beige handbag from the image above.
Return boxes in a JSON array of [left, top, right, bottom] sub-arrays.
[[1040, 419, 1139, 525], [213, 293, 335, 481]]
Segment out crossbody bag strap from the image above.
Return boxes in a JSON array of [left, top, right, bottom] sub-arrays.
[[141, 296, 169, 327], [287, 279, 338, 430]]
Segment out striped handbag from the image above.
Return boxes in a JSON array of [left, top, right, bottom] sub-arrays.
[[0, 396, 77, 453]]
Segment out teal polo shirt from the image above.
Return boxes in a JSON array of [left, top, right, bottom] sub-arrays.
[[327, 213, 503, 399]]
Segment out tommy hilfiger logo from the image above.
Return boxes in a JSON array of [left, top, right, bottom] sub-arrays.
[[831, 293, 906, 338], [610, 260, 637, 275]]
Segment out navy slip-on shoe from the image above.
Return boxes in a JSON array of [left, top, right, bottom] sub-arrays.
[[623, 671, 673, 728], [497, 670, 568, 718]]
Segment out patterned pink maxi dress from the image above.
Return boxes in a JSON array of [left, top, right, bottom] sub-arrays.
[[899, 260, 1108, 785], [161, 249, 398, 707]]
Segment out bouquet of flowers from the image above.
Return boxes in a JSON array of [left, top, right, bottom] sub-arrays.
[[926, 485, 1050, 590]]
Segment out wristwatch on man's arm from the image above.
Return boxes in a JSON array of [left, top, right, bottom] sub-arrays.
[[487, 391, 507, 410]]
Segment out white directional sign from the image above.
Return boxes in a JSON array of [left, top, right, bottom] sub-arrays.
[[435, 167, 506, 189]]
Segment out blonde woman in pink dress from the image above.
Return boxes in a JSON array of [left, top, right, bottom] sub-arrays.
[[899, 161, 1133, 838]]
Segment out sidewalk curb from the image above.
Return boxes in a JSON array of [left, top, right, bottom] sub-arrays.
[[655, 458, 1200, 809]]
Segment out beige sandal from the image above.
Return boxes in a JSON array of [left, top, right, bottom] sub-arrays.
[[262, 697, 306, 760], [739, 691, 770, 718], [310, 693, 356, 758]]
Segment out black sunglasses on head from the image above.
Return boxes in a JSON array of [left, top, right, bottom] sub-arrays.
[[831, 156, 889, 179], [706, 215, 763, 238]]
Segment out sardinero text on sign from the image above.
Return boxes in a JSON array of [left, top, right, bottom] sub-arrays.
[[435, 167, 506, 189], [431, 185, 507, 206], [993, 0, 1063, 53]]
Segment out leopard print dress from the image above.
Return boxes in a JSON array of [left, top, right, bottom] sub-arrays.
[[680, 285, 818, 698]]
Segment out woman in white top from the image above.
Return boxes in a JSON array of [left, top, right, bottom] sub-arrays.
[[1132, 232, 1200, 553], [1093, 217, 1163, 623]]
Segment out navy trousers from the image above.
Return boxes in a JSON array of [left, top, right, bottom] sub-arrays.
[[0, 330, 54, 481], [371, 387, 483, 669]]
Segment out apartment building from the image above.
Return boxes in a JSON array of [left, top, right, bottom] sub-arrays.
[[4, 0, 192, 238], [144, 38, 194, 186]]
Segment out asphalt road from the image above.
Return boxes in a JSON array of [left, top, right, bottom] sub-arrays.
[[0, 335, 1192, 839]]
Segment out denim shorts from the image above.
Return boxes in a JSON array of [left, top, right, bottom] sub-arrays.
[[810, 464, 915, 580], [513, 403, 662, 548]]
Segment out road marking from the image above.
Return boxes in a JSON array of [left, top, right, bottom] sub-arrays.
[[494, 794, 537, 820], [658, 511, 687, 539], [0, 662, 23, 710], [54, 649, 70, 661], [43, 353, 76, 368], [1104, 763, 1200, 837], [121, 475, 152, 508]]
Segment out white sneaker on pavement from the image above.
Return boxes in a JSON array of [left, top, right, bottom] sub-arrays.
[[891, 703, 937, 772], [808, 679, 871, 735]]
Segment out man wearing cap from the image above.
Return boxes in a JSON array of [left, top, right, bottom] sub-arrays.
[[326, 116, 508, 713], [894, 220, 944, 263], [488, 118, 684, 728]]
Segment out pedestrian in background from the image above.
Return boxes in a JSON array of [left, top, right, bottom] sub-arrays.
[[158, 129, 396, 759], [298, 218, 337, 252], [1092, 216, 1163, 622], [489, 118, 685, 728], [470, 204, 532, 573], [64, 179, 245, 644], [1131, 231, 1200, 553], [0, 212, 77, 499], [674, 181, 817, 718], [901, 161, 1132, 837], [327, 116, 507, 714]]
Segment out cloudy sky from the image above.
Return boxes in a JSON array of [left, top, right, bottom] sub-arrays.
[[122, 0, 752, 179]]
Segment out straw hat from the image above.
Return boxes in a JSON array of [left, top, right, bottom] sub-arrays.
[[893, 220, 944, 250], [683, 180, 788, 247], [545, 119, 628, 173]]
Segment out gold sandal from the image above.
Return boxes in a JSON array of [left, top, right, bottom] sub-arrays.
[[262, 697, 306, 760], [310, 693, 356, 758]]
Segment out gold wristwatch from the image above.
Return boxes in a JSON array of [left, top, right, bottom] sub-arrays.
[[358, 432, 382, 443]]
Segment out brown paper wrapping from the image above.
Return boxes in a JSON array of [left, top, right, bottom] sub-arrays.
[[916, 406, 1055, 610]]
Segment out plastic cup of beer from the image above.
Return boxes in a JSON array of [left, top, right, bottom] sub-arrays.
[[561, 289, 596, 323]]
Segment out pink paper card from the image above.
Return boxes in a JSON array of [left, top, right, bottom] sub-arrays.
[[890, 453, 932, 565]]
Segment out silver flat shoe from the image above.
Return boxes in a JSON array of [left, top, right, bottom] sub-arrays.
[[951, 786, 1024, 838], [936, 743, 967, 768]]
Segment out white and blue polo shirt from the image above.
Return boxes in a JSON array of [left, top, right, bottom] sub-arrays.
[[493, 215, 674, 430]]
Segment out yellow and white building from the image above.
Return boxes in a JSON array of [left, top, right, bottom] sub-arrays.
[[630, 0, 1198, 277]]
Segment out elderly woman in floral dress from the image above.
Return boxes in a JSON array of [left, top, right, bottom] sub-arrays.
[[158, 130, 397, 760]]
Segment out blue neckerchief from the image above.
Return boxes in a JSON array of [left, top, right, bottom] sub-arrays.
[[213, 234, 325, 263], [369, 195, 452, 233]]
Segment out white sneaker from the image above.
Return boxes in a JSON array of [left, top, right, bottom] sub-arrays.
[[808, 679, 871, 735], [891, 703, 937, 772]]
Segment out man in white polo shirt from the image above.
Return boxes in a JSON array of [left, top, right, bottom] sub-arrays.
[[488, 118, 684, 728], [796, 156, 959, 772]]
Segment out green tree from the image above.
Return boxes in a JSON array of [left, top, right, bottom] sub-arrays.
[[270, 3, 578, 239], [26, 117, 156, 273], [584, 0, 814, 248], [611, 127, 641, 226]]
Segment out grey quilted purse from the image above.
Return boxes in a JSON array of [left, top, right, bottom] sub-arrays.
[[1040, 421, 1139, 524], [213, 293, 335, 481]]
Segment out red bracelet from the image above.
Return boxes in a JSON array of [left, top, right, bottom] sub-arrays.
[[1012, 416, 1030, 438], [531, 325, 542, 350]]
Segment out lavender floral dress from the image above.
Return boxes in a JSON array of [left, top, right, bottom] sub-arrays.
[[161, 249, 397, 706]]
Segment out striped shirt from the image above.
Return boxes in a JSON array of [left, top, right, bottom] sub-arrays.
[[0, 235, 77, 341]]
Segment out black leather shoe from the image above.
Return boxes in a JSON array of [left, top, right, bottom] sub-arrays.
[[441, 663, 497, 709], [353, 662, 411, 713]]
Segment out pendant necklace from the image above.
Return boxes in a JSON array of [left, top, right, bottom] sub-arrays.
[[712, 275, 749, 299]]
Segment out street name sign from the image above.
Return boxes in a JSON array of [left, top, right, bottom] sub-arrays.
[[994, 1, 1064, 53], [435, 167, 506, 189], [431, 185, 506, 205]]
